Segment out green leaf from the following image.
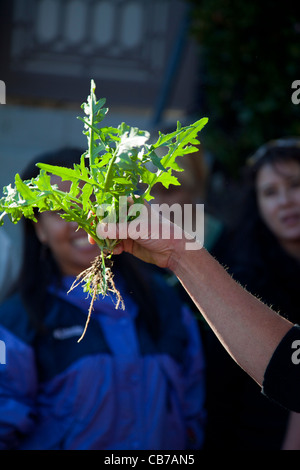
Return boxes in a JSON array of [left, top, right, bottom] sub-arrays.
[[117, 127, 150, 155], [15, 174, 36, 201], [149, 150, 166, 172], [0, 79, 209, 301], [156, 169, 180, 189], [36, 163, 79, 181]]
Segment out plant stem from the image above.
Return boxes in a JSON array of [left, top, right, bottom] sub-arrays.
[[102, 148, 118, 196], [89, 82, 97, 181], [0, 211, 6, 224]]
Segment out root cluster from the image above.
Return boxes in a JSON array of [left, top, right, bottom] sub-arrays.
[[68, 253, 124, 342]]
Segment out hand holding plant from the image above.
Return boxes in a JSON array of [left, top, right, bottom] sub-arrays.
[[0, 79, 208, 340]]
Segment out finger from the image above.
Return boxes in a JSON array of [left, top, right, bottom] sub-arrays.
[[88, 234, 97, 245]]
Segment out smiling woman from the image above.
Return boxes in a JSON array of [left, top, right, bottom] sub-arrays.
[[34, 176, 99, 277], [18, 148, 89, 326], [0, 146, 206, 450]]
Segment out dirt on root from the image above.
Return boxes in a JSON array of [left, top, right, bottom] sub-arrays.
[[68, 253, 124, 342]]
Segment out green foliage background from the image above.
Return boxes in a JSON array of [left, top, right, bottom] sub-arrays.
[[188, 0, 300, 176]]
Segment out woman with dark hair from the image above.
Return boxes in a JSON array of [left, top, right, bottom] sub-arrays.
[[0, 148, 206, 450], [203, 138, 300, 450]]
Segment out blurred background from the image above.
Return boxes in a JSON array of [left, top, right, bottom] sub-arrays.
[[0, 0, 299, 275]]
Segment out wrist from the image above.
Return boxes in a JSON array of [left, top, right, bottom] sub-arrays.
[[167, 240, 184, 273], [168, 236, 204, 274]]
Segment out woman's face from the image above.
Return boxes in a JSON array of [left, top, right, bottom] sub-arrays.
[[34, 177, 99, 276], [256, 159, 300, 243]]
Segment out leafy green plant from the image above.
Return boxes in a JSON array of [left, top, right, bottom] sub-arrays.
[[187, 0, 300, 176], [0, 79, 208, 340]]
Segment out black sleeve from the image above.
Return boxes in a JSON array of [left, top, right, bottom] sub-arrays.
[[262, 325, 300, 412]]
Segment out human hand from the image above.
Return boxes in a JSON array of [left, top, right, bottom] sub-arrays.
[[88, 199, 187, 271]]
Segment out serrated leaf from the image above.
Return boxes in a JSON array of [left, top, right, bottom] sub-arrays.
[[37, 163, 93, 187], [149, 150, 166, 172], [0, 79, 209, 276], [113, 177, 132, 184], [95, 152, 113, 168], [37, 163, 79, 180], [154, 128, 182, 147], [34, 170, 52, 191], [117, 128, 150, 156], [15, 174, 36, 201], [80, 183, 93, 209], [156, 170, 180, 189]]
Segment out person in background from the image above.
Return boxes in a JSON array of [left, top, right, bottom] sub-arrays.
[[203, 138, 300, 450], [0, 147, 206, 450]]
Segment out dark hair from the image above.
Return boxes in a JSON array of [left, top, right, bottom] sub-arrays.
[[247, 137, 300, 182], [218, 139, 300, 324], [225, 138, 300, 269], [18, 147, 160, 339]]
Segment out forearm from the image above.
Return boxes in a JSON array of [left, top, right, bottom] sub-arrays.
[[171, 245, 293, 386], [110, 210, 293, 385]]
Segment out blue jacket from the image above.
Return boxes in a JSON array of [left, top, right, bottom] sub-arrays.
[[0, 272, 206, 450]]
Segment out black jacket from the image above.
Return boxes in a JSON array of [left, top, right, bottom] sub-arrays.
[[203, 226, 300, 450]]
